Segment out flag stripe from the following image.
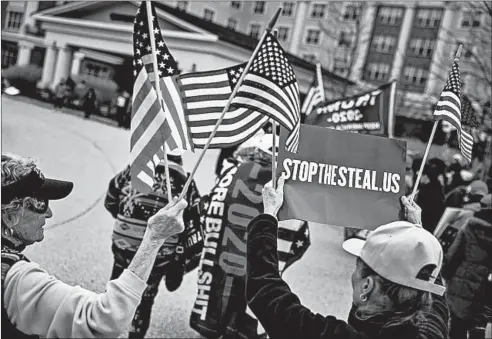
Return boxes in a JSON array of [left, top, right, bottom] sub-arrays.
[[192, 115, 269, 147], [238, 75, 297, 127]]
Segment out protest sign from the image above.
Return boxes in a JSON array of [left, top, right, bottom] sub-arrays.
[[276, 124, 407, 229], [433, 207, 474, 253], [190, 159, 310, 338], [305, 81, 396, 136]]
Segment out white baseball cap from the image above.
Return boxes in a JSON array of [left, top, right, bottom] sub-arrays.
[[348, 221, 446, 296]]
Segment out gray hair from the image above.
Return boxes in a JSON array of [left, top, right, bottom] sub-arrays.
[[1, 153, 39, 218]]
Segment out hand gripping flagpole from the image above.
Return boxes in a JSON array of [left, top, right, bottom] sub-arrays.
[[146, 1, 172, 202], [410, 44, 463, 202], [179, 7, 283, 200], [271, 29, 279, 189]]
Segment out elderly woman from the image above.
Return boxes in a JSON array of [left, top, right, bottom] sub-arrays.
[[246, 176, 449, 339], [1, 153, 187, 338]]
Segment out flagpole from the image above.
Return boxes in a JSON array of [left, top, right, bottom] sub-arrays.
[[316, 63, 325, 102], [179, 7, 283, 200], [146, 1, 172, 203], [271, 29, 279, 189], [410, 44, 463, 201]]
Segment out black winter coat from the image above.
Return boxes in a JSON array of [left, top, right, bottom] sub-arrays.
[[443, 209, 492, 319]]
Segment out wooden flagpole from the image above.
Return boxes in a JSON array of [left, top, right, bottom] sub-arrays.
[[271, 29, 279, 189], [146, 1, 172, 202], [179, 6, 283, 200], [410, 44, 463, 201]]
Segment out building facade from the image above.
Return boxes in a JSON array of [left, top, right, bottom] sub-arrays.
[[167, 1, 491, 120], [0, 1, 352, 100]]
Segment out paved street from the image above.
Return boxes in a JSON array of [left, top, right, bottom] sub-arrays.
[[1, 96, 355, 338]]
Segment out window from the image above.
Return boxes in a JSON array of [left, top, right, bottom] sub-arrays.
[[377, 7, 404, 25], [4, 11, 24, 31], [366, 63, 390, 81], [231, 1, 241, 9], [176, 1, 189, 11], [415, 9, 442, 28], [249, 23, 262, 39], [203, 8, 215, 21], [461, 11, 481, 28], [302, 54, 317, 63], [334, 52, 350, 76], [402, 66, 428, 86], [305, 29, 321, 45], [282, 2, 295, 16], [311, 3, 326, 19], [82, 61, 112, 79], [277, 26, 290, 42], [371, 35, 396, 53], [343, 4, 361, 21], [1, 43, 18, 69], [227, 18, 237, 30], [253, 1, 266, 14], [338, 31, 354, 48], [409, 38, 435, 57]]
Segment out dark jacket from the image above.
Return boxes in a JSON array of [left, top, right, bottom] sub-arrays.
[[417, 179, 446, 233], [246, 214, 449, 339], [442, 209, 492, 319]]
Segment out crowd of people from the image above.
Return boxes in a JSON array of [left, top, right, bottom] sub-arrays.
[[1, 124, 491, 339], [50, 78, 131, 127]]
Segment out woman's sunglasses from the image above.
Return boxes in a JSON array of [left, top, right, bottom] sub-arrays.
[[26, 198, 49, 214]]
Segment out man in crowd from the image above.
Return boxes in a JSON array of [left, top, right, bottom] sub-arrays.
[[443, 194, 492, 339], [445, 180, 489, 210], [104, 153, 203, 339]]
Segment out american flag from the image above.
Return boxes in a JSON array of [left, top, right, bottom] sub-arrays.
[[433, 59, 474, 163], [177, 63, 269, 148], [131, 2, 193, 192], [277, 220, 311, 273], [230, 32, 301, 153], [301, 70, 324, 117]]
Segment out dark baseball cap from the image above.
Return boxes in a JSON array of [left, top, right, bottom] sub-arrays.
[[1, 167, 73, 204]]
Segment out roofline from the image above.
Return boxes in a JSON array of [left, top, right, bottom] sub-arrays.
[[32, 1, 97, 16], [31, 14, 218, 42]]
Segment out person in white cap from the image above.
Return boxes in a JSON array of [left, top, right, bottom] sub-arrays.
[[245, 176, 449, 339]]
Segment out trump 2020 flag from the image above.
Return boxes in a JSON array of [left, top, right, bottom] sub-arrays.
[[230, 31, 301, 153]]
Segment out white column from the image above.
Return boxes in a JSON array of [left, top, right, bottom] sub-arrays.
[[351, 3, 377, 80], [426, 4, 459, 96], [288, 1, 309, 54], [37, 43, 58, 89], [70, 51, 85, 76], [390, 4, 416, 80], [16, 40, 34, 66], [50, 45, 73, 90]]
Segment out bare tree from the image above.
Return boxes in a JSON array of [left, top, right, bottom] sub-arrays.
[[318, 2, 369, 97]]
